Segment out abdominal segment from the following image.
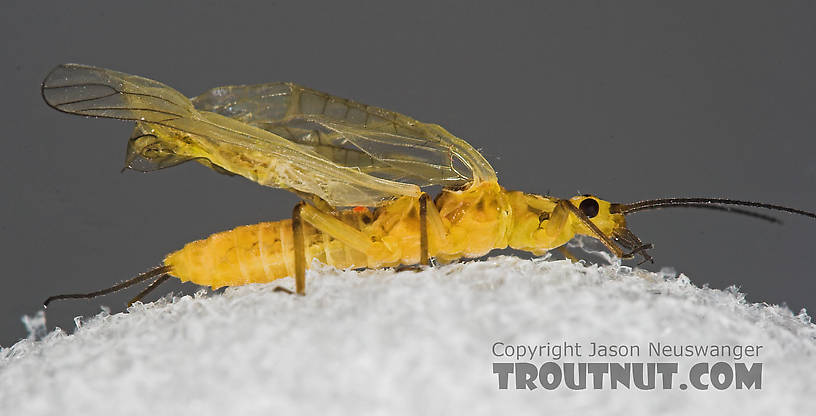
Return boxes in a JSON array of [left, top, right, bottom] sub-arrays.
[[164, 219, 367, 289], [162, 185, 510, 289], [161, 203, 419, 289]]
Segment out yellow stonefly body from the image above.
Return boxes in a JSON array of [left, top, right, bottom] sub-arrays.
[[40, 64, 815, 306], [164, 182, 626, 289]]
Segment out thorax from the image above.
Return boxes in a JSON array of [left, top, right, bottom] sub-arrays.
[[431, 181, 513, 260]]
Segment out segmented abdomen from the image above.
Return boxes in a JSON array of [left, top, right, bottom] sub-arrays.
[[162, 182, 510, 288], [163, 219, 367, 288]]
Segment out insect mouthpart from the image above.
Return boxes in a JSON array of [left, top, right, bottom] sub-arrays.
[[611, 226, 654, 265]]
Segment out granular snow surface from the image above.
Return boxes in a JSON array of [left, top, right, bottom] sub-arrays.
[[1, 256, 814, 415]]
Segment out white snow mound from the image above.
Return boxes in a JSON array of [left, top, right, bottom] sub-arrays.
[[1, 256, 814, 415]]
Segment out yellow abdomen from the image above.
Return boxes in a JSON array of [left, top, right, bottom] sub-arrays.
[[165, 221, 294, 288], [164, 211, 391, 288]]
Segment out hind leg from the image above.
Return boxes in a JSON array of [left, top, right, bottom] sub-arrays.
[[272, 201, 378, 295], [272, 202, 309, 295]]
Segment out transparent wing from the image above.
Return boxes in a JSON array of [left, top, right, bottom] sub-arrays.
[[42, 64, 421, 206], [191, 82, 497, 187], [41, 64, 196, 122]]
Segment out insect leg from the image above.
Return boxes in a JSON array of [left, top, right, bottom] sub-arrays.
[[297, 204, 372, 254], [272, 202, 307, 295], [396, 193, 445, 271], [274, 201, 376, 295], [292, 202, 306, 294], [422, 193, 449, 261], [419, 193, 429, 266]]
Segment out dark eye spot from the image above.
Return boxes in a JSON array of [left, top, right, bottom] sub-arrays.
[[579, 198, 600, 218]]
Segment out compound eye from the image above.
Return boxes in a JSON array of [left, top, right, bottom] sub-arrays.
[[579, 198, 600, 218]]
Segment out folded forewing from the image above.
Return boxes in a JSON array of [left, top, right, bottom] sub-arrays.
[[42, 64, 195, 122], [42, 64, 421, 206], [191, 83, 497, 187]]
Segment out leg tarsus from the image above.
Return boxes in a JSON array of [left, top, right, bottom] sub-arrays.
[[395, 264, 424, 273], [628, 244, 655, 265], [272, 285, 298, 295]]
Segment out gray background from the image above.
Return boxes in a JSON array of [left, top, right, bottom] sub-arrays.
[[2, 1, 814, 347]]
